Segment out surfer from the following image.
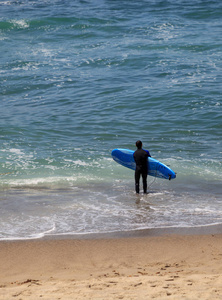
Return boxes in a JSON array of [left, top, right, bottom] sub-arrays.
[[133, 140, 151, 194]]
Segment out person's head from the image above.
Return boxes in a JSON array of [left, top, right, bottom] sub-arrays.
[[136, 140, 142, 149]]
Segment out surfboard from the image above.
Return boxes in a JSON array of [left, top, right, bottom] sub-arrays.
[[111, 148, 176, 180]]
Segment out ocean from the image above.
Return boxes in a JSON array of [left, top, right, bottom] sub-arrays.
[[0, 0, 221, 240]]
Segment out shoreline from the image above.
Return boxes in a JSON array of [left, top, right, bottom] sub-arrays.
[[1, 222, 222, 242], [1, 227, 222, 299], [45, 223, 222, 240]]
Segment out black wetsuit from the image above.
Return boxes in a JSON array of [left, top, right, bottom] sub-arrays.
[[133, 148, 151, 194]]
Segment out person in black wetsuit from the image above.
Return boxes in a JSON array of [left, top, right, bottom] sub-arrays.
[[133, 140, 151, 194]]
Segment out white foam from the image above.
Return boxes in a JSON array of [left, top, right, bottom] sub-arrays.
[[9, 148, 24, 155], [72, 160, 89, 166], [1, 1, 12, 5], [11, 19, 29, 29]]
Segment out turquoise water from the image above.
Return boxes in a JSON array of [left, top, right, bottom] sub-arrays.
[[0, 0, 221, 240]]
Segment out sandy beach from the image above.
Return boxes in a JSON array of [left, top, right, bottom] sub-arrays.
[[0, 232, 222, 300]]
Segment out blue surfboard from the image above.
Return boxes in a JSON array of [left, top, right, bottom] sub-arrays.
[[111, 148, 176, 180]]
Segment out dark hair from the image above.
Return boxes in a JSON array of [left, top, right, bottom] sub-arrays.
[[136, 140, 142, 149]]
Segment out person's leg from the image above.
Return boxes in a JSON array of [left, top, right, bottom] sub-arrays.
[[135, 169, 140, 194], [142, 171, 147, 194]]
